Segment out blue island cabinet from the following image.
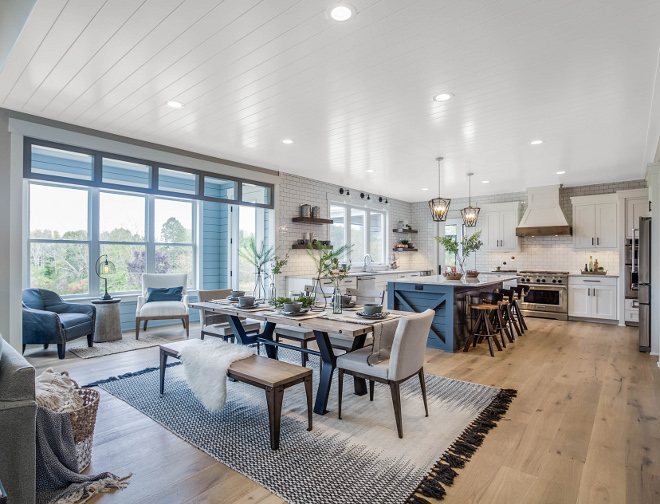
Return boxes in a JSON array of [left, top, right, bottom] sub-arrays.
[[387, 275, 518, 352]]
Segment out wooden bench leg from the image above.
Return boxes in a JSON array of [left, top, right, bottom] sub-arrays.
[[160, 349, 168, 396], [266, 386, 285, 450], [304, 376, 313, 431]]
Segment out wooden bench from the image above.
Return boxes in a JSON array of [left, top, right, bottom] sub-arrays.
[[159, 339, 313, 450]]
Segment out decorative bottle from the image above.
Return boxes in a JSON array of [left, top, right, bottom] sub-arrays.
[[332, 287, 342, 314], [589, 256, 593, 272]]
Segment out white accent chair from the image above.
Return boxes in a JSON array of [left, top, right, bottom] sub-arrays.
[[337, 309, 435, 438], [136, 273, 189, 340]]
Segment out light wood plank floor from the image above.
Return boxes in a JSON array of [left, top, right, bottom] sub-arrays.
[[24, 318, 660, 504]]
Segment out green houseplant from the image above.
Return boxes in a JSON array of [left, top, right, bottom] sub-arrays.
[[435, 231, 483, 278], [239, 237, 276, 299], [306, 243, 352, 310], [267, 253, 289, 301]]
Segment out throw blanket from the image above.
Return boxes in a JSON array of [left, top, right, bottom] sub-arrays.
[[35, 368, 84, 412], [367, 318, 401, 366], [36, 406, 129, 504], [180, 339, 256, 411]]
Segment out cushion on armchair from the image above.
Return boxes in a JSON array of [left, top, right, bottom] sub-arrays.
[[139, 300, 187, 317], [147, 286, 183, 303], [57, 313, 93, 330]]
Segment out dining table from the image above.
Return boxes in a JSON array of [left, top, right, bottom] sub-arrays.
[[189, 300, 407, 415]]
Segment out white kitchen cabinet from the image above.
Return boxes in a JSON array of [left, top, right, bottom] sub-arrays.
[[626, 197, 649, 239], [479, 202, 521, 252], [571, 195, 618, 251], [568, 276, 617, 320]]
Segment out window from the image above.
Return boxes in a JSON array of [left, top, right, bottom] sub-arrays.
[[241, 183, 271, 205], [441, 219, 476, 272], [29, 184, 90, 294], [204, 176, 236, 200], [158, 167, 197, 195], [102, 158, 150, 188], [235, 205, 274, 293], [99, 192, 147, 293], [31, 145, 93, 181], [330, 203, 388, 264], [154, 198, 194, 287]]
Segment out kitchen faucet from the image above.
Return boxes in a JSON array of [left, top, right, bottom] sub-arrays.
[[363, 253, 372, 272]]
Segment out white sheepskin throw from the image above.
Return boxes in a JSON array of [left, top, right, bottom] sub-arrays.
[[179, 339, 256, 411]]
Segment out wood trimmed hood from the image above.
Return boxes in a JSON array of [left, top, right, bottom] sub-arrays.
[[515, 185, 572, 237]]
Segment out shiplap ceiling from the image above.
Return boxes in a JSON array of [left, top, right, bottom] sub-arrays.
[[1, 0, 660, 202]]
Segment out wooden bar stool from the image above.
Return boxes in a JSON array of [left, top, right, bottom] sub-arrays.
[[510, 285, 529, 333], [465, 296, 504, 357], [499, 288, 522, 338], [482, 292, 513, 347]]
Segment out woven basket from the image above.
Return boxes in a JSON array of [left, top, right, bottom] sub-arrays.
[[466, 271, 480, 278], [63, 373, 100, 472], [444, 273, 463, 281]]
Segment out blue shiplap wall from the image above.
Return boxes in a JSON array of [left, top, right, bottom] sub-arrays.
[[202, 201, 230, 289]]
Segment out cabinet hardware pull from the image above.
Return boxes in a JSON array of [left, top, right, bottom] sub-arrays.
[[597, 237, 599, 245], [592, 237, 594, 246]]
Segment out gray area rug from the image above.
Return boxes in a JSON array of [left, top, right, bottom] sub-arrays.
[[68, 334, 169, 359], [91, 350, 515, 504]]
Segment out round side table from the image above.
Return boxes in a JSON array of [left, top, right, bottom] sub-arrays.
[[91, 299, 122, 343]]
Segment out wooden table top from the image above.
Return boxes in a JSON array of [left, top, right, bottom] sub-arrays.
[[190, 301, 383, 338]]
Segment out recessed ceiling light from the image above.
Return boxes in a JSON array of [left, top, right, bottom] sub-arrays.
[[556, 171, 566, 174], [167, 100, 184, 109], [530, 140, 543, 145], [282, 139, 294, 144], [327, 4, 356, 21], [366, 169, 375, 173], [433, 93, 453, 102], [421, 188, 429, 191], [482, 180, 490, 184]]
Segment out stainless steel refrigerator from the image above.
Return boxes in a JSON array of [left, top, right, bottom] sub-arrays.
[[637, 217, 651, 352]]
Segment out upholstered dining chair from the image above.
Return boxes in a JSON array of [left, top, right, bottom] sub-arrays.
[[135, 273, 189, 339], [197, 289, 261, 348], [329, 287, 384, 351], [336, 309, 435, 438]]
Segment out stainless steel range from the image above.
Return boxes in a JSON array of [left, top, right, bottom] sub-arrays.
[[517, 270, 569, 321]]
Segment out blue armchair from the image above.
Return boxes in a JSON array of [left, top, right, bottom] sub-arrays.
[[22, 289, 96, 359]]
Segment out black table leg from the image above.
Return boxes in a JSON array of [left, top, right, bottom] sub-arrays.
[[159, 349, 168, 396], [313, 330, 336, 415], [227, 316, 278, 359], [261, 322, 277, 359], [349, 334, 368, 396]]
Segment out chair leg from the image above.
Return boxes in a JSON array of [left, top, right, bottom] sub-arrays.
[[43, 344, 49, 349], [338, 369, 344, 420], [57, 343, 66, 359], [369, 380, 375, 401], [135, 318, 140, 340], [22, 344, 26, 354], [418, 369, 428, 417], [184, 316, 190, 338], [389, 381, 404, 438], [304, 376, 313, 431], [301, 340, 308, 367], [181, 318, 186, 329], [87, 333, 94, 347], [143, 320, 148, 331]]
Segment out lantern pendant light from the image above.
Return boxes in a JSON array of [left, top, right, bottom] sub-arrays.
[[461, 172, 480, 227], [428, 157, 451, 221]]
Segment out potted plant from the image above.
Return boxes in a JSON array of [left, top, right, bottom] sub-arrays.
[[400, 239, 409, 247], [324, 257, 351, 314], [306, 243, 351, 310], [267, 253, 289, 301], [435, 231, 483, 280], [239, 237, 276, 299]]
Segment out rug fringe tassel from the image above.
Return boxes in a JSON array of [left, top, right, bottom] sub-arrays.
[[82, 362, 182, 388], [407, 387, 517, 503]]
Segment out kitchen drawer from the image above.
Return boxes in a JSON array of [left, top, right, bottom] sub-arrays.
[[568, 276, 617, 287], [625, 309, 639, 323], [625, 298, 640, 311]]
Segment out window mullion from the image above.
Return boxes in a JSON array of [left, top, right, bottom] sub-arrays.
[[89, 187, 100, 296]]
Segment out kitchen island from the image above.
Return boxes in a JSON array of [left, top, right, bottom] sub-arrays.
[[387, 274, 520, 352]]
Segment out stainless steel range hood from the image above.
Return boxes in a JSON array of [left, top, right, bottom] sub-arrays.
[[515, 185, 572, 237]]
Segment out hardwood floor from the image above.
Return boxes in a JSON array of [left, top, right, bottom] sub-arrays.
[[24, 318, 660, 503]]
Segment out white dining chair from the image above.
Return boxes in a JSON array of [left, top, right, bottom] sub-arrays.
[[336, 309, 435, 438]]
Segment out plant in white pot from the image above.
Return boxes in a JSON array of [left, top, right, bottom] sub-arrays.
[[435, 231, 483, 279]]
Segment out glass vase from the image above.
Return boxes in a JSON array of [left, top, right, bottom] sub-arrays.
[[253, 272, 266, 300], [269, 282, 276, 302], [333, 287, 342, 314], [311, 275, 327, 311]]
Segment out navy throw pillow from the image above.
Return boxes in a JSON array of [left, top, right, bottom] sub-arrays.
[[146, 286, 183, 303]]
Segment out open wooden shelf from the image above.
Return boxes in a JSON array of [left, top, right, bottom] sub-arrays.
[[292, 244, 333, 250], [393, 248, 418, 252], [292, 217, 334, 225], [392, 228, 418, 233]]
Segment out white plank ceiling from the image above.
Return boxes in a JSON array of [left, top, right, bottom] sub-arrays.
[[1, 0, 660, 201]]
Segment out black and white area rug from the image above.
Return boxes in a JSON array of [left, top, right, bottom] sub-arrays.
[[91, 350, 515, 504]]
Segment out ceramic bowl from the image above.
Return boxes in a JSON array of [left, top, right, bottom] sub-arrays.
[[363, 303, 383, 315], [238, 296, 255, 307], [341, 295, 353, 307], [283, 301, 302, 313], [231, 290, 245, 298]]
